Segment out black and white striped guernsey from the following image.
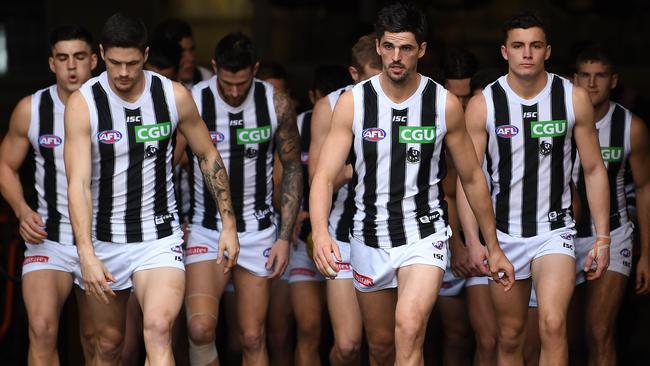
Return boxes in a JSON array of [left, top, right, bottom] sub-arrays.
[[297, 110, 312, 240], [27, 85, 74, 244], [78, 71, 180, 243], [573, 102, 632, 237], [189, 77, 278, 232], [483, 73, 576, 237], [326, 85, 356, 242], [350, 75, 448, 249]]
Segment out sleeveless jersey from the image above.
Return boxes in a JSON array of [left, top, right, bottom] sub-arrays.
[[27, 85, 74, 244], [483, 73, 576, 237], [350, 75, 448, 249], [326, 85, 356, 242], [78, 71, 180, 243], [189, 77, 278, 232], [573, 102, 632, 237], [297, 110, 312, 240]]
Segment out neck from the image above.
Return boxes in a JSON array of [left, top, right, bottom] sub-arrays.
[[506, 71, 548, 99], [109, 71, 146, 103], [593, 99, 611, 123], [55, 85, 72, 105], [378, 72, 421, 104]]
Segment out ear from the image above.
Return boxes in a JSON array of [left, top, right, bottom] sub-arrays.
[[500, 44, 508, 61], [90, 53, 98, 71], [544, 44, 551, 61], [143, 46, 149, 64], [573, 72, 578, 85], [48, 55, 56, 74], [418, 41, 427, 59], [308, 89, 317, 105], [99, 44, 106, 61], [375, 38, 381, 55], [611, 73, 619, 89], [348, 66, 360, 83], [252, 61, 260, 76], [211, 59, 218, 74]]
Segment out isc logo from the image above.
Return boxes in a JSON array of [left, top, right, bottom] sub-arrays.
[[229, 119, 244, 126], [210, 131, 224, 143], [495, 125, 519, 138], [38, 134, 62, 148], [362, 128, 386, 142], [126, 116, 142, 123], [97, 130, 123, 144], [523, 111, 537, 119], [392, 115, 407, 122], [530, 120, 567, 138]]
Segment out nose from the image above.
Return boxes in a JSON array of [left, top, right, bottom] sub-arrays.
[[392, 47, 402, 62], [67, 57, 77, 69], [523, 45, 533, 59], [588, 75, 596, 87], [120, 64, 129, 77], [230, 85, 240, 98]]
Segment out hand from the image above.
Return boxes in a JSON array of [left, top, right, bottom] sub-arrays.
[[636, 256, 650, 295], [312, 232, 341, 279], [17, 208, 47, 244], [292, 211, 310, 249], [450, 241, 472, 278], [467, 242, 490, 277], [266, 239, 290, 279], [218, 228, 240, 274], [584, 236, 610, 281], [487, 248, 515, 291], [79, 252, 116, 304]]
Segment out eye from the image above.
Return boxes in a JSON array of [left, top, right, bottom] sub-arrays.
[[75, 54, 87, 60]]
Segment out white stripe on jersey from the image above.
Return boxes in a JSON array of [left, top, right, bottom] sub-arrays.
[[27, 85, 74, 245]]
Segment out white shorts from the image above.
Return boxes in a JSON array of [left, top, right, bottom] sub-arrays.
[[328, 240, 353, 280], [439, 251, 466, 297], [499, 227, 576, 280], [350, 229, 450, 292], [76, 231, 185, 291], [184, 224, 276, 277], [287, 239, 324, 284], [465, 276, 489, 287], [575, 222, 634, 285], [22, 240, 82, 278]]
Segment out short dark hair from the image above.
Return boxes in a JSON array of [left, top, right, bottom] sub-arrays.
[[256, 61, 288, 82], [49, 25, 94, 50], [100, 13, 148, 52], [147, 37, 182, 72], [312, 65, 353, 96], [153, 19, 193, 44], [443, 49, 478, 80], [503, 11, 546, 42], [470, 67, 502, 93], [375, 2, 428, 44], [351, 33, 381, 72], [575, 44, 616, 73], [214, 32, 257, 72]]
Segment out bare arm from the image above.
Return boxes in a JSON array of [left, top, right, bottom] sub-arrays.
[[629, 115, 650, 294], [0, 96, 48, 243], [174, 82, 239, 270], [446, 93, 513, 289], [442, 155, 472, 277], [572, 86, 610, 279]]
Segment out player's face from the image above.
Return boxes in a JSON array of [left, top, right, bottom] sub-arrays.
[[574, 61, 618, 107], [501, 27, 550, 79], [376, 32, 426, 84], [445, 78, 471, 110], [101, 46, 148, 94], [216, 66, 255, 107], [178, 36, 196, 83], [49, 40, 97, 94]]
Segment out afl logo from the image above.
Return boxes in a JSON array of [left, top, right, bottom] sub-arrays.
[[362, 128, 386, 142], [495, 125, 519, 138], [38, 134, 62, 148], [620, 248, 631, 258], [97, 130, 123, 144], [210, 131, 224, 143]]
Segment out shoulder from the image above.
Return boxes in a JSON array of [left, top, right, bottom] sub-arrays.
[[8, 95, 33, 134]]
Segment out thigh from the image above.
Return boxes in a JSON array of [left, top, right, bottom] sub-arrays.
[[327, 279, 363, 341], [81, 288, 131, 337], [356, 288, 397, 343], [185, 260, 230, 315], [233, 266, 271, 330], [585, 270, 627, 327], [466, 284, 498, 338], [437, 293, 471, 337], [22, 269, 74, 322], [290, 281, 325, 330], [133, 267, 185, 323], [531, 254, 575, 319], [489, 279, 532, 334], [396, 264, 445, 323]]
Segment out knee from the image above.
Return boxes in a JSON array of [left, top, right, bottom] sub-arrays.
[[187, 315, 217, 345], [444, 326, 472, 350], [539, 314, 566, 340], [498, 326, 526, 354], [142, 316, 174, 345], [475, 332, 498, 354], [296, 318, 321, 345], [93, 328, 125, 361], [587, 322, 613, 346], [395, 312, 426, 344], [240, 328, 265, 353], [366, 329, 395, 362], [334, 337, 361, 362], [28, 316, 58, 346]]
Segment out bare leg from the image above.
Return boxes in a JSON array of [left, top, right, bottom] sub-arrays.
[[290, 280, 325, 366], [327, 279, 362, 366], [466, 284, 497, 366]]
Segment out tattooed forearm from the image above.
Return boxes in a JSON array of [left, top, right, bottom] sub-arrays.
[[198, 153, 235, 220], [274, 91, 303, 241]]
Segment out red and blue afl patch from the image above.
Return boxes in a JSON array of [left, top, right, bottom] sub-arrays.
[[362, 128, 386, 142], [97, 130, 123, 144], [495, 125, 519, 138], [38, 134, 62, 148]]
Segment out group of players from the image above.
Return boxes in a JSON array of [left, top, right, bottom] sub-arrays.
[[1, 2, 648, 366]]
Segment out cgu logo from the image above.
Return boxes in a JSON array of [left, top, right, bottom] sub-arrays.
[[362, 128, 386, 142], [600, 147, 623, 162], [495, 125, 519, 138], [210, 131, 224, 143], [97, 130, 123, 144], [38, 134, 62, 148], [135, 122, 171, 143], [522, 111, 538, 119], [530, 120, 567, 138], [392, 115, 407, 123], [237, 125, 272, 144], [399, 126, 436, 144]]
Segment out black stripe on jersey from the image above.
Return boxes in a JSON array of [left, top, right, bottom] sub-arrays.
[[253, 82, 272, 231], [549, 77, 568, 230], [300, 111, 312, 212], [415, 80, 438, 238], [521, 103, 540, 237], [607, 105, 626, 230], [185, 145, 196, 222], [200, 87, 219, 230], [150, 76, 173, 239], [93, 82, 115, 242], [387, 108, 408, 244], [228, 110, 246, 231], [336, 153, 357, 242], [124, 107, 144, 242], [576, 165, 590, 237], [491, 83, 512, 234], [38, 90, 61, 242], [361, 82, 379, 247]]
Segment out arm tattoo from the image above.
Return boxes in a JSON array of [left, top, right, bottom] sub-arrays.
[[198, 153, 235, 220], [274, 91, 303, 241]]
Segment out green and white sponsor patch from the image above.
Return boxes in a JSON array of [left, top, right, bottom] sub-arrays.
[[530, 120, 567, 138], [600, 146, 623, 162], [236, 125, 272, 144], [135, 122, 172, 142], [398, 126, 436, 144]]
